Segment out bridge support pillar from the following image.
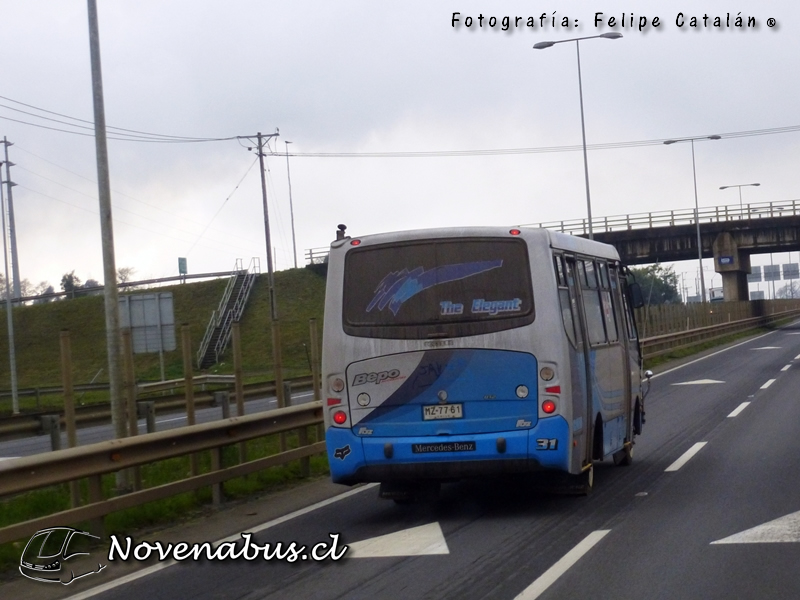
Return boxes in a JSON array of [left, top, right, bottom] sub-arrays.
[[713, 232, 751, 302], [720, 271, 750, 302]]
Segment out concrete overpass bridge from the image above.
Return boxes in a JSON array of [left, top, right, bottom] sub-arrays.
[[524, 199, 800, 302]]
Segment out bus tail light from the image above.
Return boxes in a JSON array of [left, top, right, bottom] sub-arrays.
[[327, 398, 342, 406], [542, 400, 557, 414], [333, 411, 348, 425]]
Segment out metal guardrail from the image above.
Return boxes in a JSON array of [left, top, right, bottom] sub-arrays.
[[640, 308, 800, 358], [305, 247, 329, 265], [521, 198, 800, 236], [303, 200, 800, 265], [10, 270, 236, 306], [0, 402, 324, 545], [0, 373, 236, 405]]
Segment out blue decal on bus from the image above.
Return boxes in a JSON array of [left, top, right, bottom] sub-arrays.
[[367, 260, 503, 315]]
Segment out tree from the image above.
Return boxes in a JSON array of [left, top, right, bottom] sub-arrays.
[[61, 271, 83, 298], [630, 264, 681, 305], [32, 284, 55, 304], [776, 281, 800, 299], [117, 266, 136, 284]]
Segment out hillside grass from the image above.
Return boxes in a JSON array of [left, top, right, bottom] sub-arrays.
[[0, 267, 326, 414]]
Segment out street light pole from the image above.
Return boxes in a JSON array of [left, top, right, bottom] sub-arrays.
[[719, 182, 760, 213], [663, 134, 721, 303], [533, 32, 622, 240], [285, 141, 298, 269]]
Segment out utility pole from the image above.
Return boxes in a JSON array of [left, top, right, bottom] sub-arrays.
[[243, 131, 287, 413], [87, 0, 127, 477], [2, 138, 20, 299], [0, 161, 19, 414], [247, 131, 280, 319], [285, 141, 298, 269]]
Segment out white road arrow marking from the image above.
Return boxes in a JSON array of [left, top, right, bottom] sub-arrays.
[[347, 522, 449, 558], [712, 511, 800, 544], [671, 379, 725, 386]]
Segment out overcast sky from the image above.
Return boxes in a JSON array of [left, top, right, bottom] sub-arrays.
[[0, 1, 799, 297]]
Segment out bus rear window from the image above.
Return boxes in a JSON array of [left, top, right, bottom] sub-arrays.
[[342, 238, 534, 339]]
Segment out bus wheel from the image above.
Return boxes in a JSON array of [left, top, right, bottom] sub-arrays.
[[580, 465, 594, 495], [633, 400, 643, 436], [567, 465, 593, 495], [613, 443, 633, 467]]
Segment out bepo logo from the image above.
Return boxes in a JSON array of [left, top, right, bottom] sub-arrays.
[[352, 369, 401, 386]]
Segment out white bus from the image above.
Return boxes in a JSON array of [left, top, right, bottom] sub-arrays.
[[322, 225, 650, 501]]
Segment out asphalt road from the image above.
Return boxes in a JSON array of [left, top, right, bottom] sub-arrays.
[[0, 390, 317, 459], [15, 321, 800, 599]]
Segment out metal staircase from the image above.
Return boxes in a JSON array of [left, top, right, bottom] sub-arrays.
[[197, 258, 260, 369]]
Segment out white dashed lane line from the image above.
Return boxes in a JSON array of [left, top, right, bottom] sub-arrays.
[[727, 402, 751, 418], [760, 379, 776, 390], [782, 364, 792, 372], [515, 530, 611, 600], [665, 442, 708, 472]]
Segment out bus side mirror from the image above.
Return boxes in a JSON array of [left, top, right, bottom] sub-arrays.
[[628, 283, 645, 309]]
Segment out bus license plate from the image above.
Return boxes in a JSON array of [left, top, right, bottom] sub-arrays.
[[423, 403, 463, 420]]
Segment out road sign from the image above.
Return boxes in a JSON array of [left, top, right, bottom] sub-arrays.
[[783, 263, 799, 279], [764, 264, 781, 281], [118, 293, 176, 354], [178, 257, 187, 275], [747, 266, 762, 283]]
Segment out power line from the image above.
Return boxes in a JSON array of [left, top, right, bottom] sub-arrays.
[[0, 95, 230, 141], [0, 94, 238, 143], [269, 124, 800, 158]]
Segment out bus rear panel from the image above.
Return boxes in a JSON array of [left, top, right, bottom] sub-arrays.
[[322, 227, 643, 492]]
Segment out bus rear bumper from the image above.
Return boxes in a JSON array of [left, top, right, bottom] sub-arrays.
[[326, 415, 571, 486]]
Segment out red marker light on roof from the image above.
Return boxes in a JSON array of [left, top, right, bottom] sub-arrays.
[[350, 239, 361, 246], [509, 229, 521, 236], [542, 400, 557, 414], [333, 411, 348, 425]]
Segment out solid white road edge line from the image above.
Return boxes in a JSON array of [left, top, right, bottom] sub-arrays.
[[65, 483, 379, 600], [665, 442, 708, 472], [651, 331, 775, 380], [727, 402, 751, 418], [761, 379, 776, 389], [514, 530, 611, 600]]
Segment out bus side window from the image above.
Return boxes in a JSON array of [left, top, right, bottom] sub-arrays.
[[601, 262, 619, 343], [554, 254, 577, 347], [620, 279, 639, 341], [581, 260, 607, 345]]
